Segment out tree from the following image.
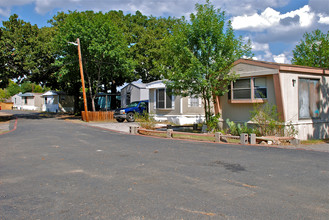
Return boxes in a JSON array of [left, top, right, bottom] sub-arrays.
[[126, 12, 179, 82], [0, 15, 59, 89], [52, 11, 136, 111], [0, 88, 10, 102], [6, 80, 21, 96], [0, 15, 39, 88], [20, 81, 44, 93], [292, 29, 329, 69], [161, 1, 252, 125]]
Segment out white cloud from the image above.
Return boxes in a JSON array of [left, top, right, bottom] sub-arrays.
[[232, 7, 280, 31], [0, 0, 289, 18], [252, 41, 270, 52], [232, 5, 315, 31], [319, 14, 329, 24], [273, 53, 288, 63]]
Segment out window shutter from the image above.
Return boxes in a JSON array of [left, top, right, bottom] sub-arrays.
[[154, 90, 157, 109], [188, 97, 191, 107], [199, 97, 202, 107]]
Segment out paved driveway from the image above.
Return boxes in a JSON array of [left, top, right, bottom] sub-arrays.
[[88, 121, 140, 133]]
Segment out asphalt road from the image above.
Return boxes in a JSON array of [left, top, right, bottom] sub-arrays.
[[1, 111, 328, 219]]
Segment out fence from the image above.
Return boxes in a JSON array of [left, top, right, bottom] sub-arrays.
[[81, 111, 114, 122], [0, 102, 14, 110]]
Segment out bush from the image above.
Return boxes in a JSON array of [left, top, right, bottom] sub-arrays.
[[250, 103, 298, 137], [225, 119, 257, 136], [135, 111, 157, 130], [207, 113, 221, 132]]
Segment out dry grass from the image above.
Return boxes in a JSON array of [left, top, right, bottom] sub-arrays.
[[301, 139, 329, 145], [173, 133, 215, 142]]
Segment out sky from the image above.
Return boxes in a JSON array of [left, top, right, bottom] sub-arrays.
[[0, 0, 328, 64]]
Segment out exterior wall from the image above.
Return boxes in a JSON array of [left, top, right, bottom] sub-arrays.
[[140, 88, 149, 101], [121, 84, 149, 108], [232, 63, 278, 77], [43, 95, 74, 112], [221, 75, 277, 123], [21, 94, 43, 111], [42, 95, 58, 112], [22, 97, 36, 110], [149, 89, 179, 115], [280, 72, 329, 140], [33, 94, 43, 111], [12, 94, 23, 109], [59, 95, 74, 112], [149, 89, 205, 125]]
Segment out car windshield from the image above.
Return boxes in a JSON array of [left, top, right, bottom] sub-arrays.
[[127, 101, 139, 108]]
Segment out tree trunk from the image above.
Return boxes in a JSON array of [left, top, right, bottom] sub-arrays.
[[73, 83, 80, 114], [110, 81, 117, 110], [87, 75, 96, 112]]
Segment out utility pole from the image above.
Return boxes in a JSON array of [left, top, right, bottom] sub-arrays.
[[77, 38, 89, 122], [69, 38, 89, 122]]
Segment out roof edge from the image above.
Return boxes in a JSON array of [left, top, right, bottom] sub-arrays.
[[234, 59, 326, 75]]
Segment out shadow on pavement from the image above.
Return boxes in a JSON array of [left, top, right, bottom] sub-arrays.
[[0, 110, 80, 121]]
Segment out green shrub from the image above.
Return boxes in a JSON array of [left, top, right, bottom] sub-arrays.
[[225, 119, 257, 136], [250, 103, 298, 137], [135, 111, 157, 130], [207, 113, 221, 132]]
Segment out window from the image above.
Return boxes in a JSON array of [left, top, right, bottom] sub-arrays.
[[139, 102, 146, 108], [299, 78, 320, 119], [24, 97, 28, 104], [232, 79, 251, 99], [188, 96, 200, 107], [45, 97, 48, 104], [156, 88, 173, 109], [254, 77, 267, 98], [229, 77, 267, 102], [126, 92, 131, 105]]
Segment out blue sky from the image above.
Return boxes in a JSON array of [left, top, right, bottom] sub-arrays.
[[1, 0, 328, 64]]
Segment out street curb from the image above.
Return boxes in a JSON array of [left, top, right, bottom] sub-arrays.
[[65, 119, 329, 153]]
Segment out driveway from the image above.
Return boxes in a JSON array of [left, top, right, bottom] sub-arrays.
[[88, 121, 140, 133]]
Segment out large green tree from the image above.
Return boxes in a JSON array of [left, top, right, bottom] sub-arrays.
[[52, 11, 136, 111], [0, 15, 38, 88], [161, 1, 252, 124], [126, 12, 179, 82], [292, 29, 329, 69], [0, 14, 58, 89]]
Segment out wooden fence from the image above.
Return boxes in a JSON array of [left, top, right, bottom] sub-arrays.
[[0, 102, 14, 110], [81, 111, 114, 122]]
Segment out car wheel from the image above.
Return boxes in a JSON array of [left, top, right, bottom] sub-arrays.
[[126, 112, 135, 122], [116, 118, 125, 123]]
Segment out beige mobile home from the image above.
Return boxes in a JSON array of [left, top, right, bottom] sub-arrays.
[[217, 59, 329, 140], [147, 80, 205, 125], [20, 93, 43, 111]]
